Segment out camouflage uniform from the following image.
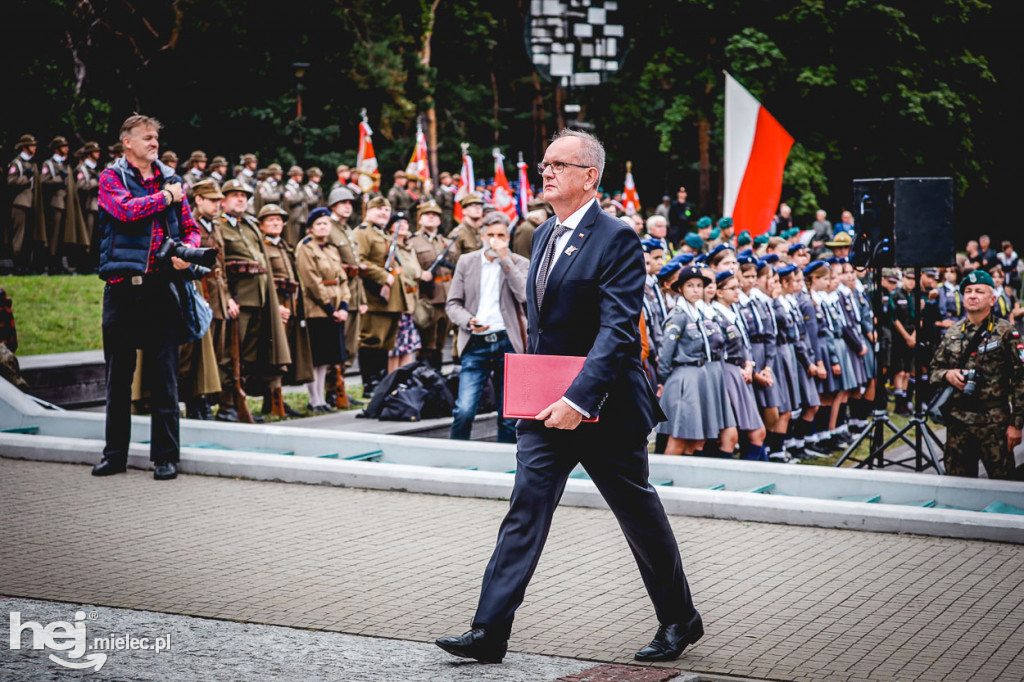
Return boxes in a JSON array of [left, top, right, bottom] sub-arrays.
[[930, 314, 1024, 479]]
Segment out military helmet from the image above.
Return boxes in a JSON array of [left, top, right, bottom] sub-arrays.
[[49, 136, 69, 150], [15, 134, 38, 149], [220, 178, 253, 196], [288, 165, 304, 176], [306, 166, 322, 177], [257, 203, 289, 221], [328, 187, 356, 207]]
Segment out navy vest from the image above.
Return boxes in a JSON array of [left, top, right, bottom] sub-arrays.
[[98, 158, 182, 280]]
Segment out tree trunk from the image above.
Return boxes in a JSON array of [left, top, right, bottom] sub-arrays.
[[698, 115, 711, 213], [419, 0, 441, 183]]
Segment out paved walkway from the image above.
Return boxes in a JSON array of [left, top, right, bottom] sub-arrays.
[[2, 457, 1023, 681]]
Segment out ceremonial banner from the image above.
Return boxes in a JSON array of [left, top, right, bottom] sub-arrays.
[[453, 144, 474, 223], [492, 149, 518, 223], [723, 72, 794, 237], [356, 118, 379, 193], [622, 161, 640, 215], [405, 124, 430, 183], [517, 152, 533, 217]]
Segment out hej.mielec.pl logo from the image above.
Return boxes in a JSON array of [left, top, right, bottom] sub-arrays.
[[8, 609, 172, 671]]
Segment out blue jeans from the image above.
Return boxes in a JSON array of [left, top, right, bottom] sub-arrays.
[[450, 332, 516, 443]]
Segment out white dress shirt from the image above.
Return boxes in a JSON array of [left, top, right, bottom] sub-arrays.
[[474, 249, 507, 333]]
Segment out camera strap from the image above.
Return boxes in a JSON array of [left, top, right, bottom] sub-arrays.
[[960, 317, 994, 372]]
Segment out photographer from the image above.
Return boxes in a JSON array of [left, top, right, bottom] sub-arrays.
[[930, 270, 1024, 479], [92, 115, 201, 481]]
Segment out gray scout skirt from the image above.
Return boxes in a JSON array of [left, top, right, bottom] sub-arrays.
[[659, 364, 707, 440], [723, 361, 764, 431]]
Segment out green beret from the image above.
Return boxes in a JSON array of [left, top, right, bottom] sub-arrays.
[[718, 217, 733, 229], [753, 234, 770, 246], [782, 228, 798, 239], [696, 216, 713, 229], [685, 232, 704, 249], [709, 228, 721, 240], [960, 269, 994, 293], [736, 230, 752, 246]]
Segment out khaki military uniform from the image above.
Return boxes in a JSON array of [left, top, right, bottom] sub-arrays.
[[433, 187, 457, 235], [449, 220, 483, 265], [256, 178, 282, 219], [387, 184, 416, 216], [5, 155, 44, 265], [930, 314, 1024, 479], [283, 179, 307, 246], [183, 167, 207, 204], [75, 160, 101, 255], [218, 212, 290, 405], [264, 234, 313, 385], [356, 222, 408, 350], [511, 218, 538, 259], [329, 217, 366, 362], [303, 182, 324, 212], [40, 155, 69, 258], [408, 229, 453, 355]]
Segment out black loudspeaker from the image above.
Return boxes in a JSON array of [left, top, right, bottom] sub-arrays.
[[852, 177, 954, 268], [852, 178, 895, 266]]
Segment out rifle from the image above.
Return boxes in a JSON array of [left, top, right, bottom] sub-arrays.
[[377, 231, 402, 302], [420, 237, 456, 298], [229, 316, 256, 423]]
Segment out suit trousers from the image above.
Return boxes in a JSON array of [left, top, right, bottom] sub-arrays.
[[102, 274, 181, 464], [472, 423, 700, 638]]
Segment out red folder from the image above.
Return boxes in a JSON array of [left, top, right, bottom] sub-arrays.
[[502, 353, 598, 422]]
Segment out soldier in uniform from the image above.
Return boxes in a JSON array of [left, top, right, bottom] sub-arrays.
[[104, 142, 123, 169], [355, 195, 407, 395], [434, 171, 457, 234], [216, 179, 290, 422], [40, 136, 72, 271], [304, 166, 325, 211], [387, 170, 416, 216], [408, 200, 454, 369], [75, 141, 103, 270], [178, 178, 226, 417], [238, 154, 259, 213], [326, 186, 366, 408], [160, 150, 178, 171], [449, 194, 484, 264], [6, 134, 44, 273], [283, 165, 307, 246], [208, 156, 229, 185], [182, 150, 208, 203], [257, 203, 312, 418], [930, 269, 1024, 479], [256, 163, 284, 215]]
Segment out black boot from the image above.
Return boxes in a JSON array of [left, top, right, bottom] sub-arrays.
[[185, 397, 203, 420]]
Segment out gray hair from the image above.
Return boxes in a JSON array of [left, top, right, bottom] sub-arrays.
[[646, 215, 667, 230], [481, 211, 510, 231], [551, 128, 605, 188]]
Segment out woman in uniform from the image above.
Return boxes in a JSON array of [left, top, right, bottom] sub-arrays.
[[712, 270, 767, 460], [699, 267, 737, 457], [657, 266, 713, 456], [296, 207, 350, 412], [750, 257, 793, 461]]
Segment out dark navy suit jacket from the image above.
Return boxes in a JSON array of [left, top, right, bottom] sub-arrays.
[[524, 200, 666, 435]]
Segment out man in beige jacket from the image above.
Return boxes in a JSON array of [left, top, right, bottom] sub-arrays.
[[445, 211, 529, 442]]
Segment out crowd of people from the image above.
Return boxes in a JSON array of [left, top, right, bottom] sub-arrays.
[[5, 127, 1022, 479]]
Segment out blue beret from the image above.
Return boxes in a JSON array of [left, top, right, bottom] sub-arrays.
[[684, 232, 704, 249], [715, 269, 736, 285], [775, 263, 797, 277], [825, 256, 841, 265], [671, 253, 696, 266], [657, 262, 682, 280], [694, 254, 708, 265], [803, 260, 829, 276], [306, 207, 332, 228], [718, 216, 733, 229], [696, 216, 713, 229], [708, 243, 734, 258], [787, 242, 807, 253], [738, 248, 754, 259], [761, 253, 781, 264], [640, 238, 664, 253], [737, 253, 758, 266]]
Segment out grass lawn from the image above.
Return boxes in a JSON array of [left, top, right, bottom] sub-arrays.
[[0, 275, 104, 355], [243, 385, 364, 423]]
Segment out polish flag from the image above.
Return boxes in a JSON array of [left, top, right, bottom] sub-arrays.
[[492, 149, 518, 223], [356, 118, 379, 193], [453, 145, 474, 223], [622, 161, 640, 215], [405, 124, 430, 184], [516, 152, 533, 217], [723, 72, 794, 237]]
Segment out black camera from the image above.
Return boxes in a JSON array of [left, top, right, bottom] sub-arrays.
[[156, 238, 217, 268], [961, 368, 977, 396]]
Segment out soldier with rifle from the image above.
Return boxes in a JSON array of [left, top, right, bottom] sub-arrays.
[[408, 200, 454, 369], [325, 186, 366, 408]]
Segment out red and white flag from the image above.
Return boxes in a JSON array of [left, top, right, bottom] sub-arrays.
[[405, 123, 430, 184], [516, 152, 533, 217], [723, 72, 794, 237], [492, 149, 518, 223], [453, 144, 474, 223], [356, 116, 379, 194], [622, 161, 640, 215]]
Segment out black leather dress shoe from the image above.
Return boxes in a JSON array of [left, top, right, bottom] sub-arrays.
[[91, 459, 127, 476], [634, 621, 704, 662], [153, 462, 178, 480], [435, 628, 507, 664]]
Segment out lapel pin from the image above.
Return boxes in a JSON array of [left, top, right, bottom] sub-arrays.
[[578, 233, 585, 238], [565, 245, 578, 256]]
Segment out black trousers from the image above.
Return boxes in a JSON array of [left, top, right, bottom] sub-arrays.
[[102, 274, 181, 464], [472, 423, 700, 638]]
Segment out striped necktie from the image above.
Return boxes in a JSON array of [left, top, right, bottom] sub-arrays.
[[535, 223, 569, 309]]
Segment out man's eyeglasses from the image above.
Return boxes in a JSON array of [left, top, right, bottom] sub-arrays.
[[537, 160, 592, 175]]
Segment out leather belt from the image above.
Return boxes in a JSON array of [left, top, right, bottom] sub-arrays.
[[726, 357, 746, 367], [711, 352, 725, 361], [748, 335, 771, 343], [472, 330, 507, 344], [225, 260, 266, 277], [322, 279, 340, 286], [432, 274, 452, 283], [678, 359, 706, 368], [274, 277, 298, 294], [342, 264, 361, 278]]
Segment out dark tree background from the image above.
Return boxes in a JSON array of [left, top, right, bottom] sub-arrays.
[[2, 0, 1018, 242]]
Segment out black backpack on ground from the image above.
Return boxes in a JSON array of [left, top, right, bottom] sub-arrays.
[[363, 360, 454, 421]]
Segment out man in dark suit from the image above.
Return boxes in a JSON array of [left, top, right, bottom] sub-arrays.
[[436, 129, 703, 664]]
